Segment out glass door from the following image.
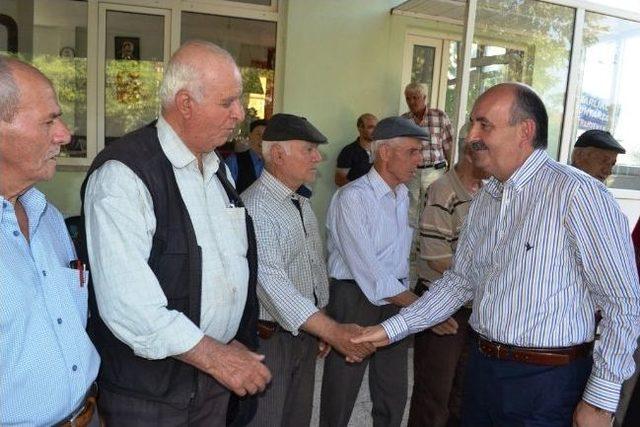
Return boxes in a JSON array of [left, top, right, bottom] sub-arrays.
[[97, 4, 170, 150], [399, 34, 443, 113]]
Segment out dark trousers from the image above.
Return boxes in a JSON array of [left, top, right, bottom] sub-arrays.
[[461, 339, 592, 427], [320, 279, 409, 427], [248, 330, 318, 427], [98, 375, 230, 427], [409, 307, 472, 427]]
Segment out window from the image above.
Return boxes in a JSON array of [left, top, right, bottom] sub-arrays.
[[574, 13, 640, 190]]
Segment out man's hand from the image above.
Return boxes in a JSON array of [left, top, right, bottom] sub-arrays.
[[350, 325, 390, 348], [317, 340, 332, 358], [430, 317, 458, 336], [572, 400, 614, 427], [326, 323, 376, 363], [178, 337, 272, 396]]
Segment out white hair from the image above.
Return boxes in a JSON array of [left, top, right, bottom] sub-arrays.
[[262, 140, 291, 163], [370, 137, 407, 161], [404, 81, 428, 98], [159, 40, 235, 109]]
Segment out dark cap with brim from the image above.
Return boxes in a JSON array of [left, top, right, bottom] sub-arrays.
[[575, 129, 625, 154], [372, 116, 429, 141], [262, 113, 328, 144]]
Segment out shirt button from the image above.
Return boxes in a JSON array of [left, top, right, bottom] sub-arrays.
[[57, 318, 63, 325], [13, 230, 19, 236], [72, 365, 78, 372], [42, 270, 47, 277]]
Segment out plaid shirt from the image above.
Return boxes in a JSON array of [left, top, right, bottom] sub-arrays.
[[402, 108, 453, 166], [241, 170, 329, 334]]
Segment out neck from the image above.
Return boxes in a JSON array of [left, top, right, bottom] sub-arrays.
[[374, 164, 400, 191], [358, 137, 371, 150], [0, 174, 30, 205], [266, 166, 304, 192], [454, 164, 482, 195]]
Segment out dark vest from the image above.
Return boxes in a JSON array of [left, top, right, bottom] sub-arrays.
[[78, 125, 258, 416], [235, 150, 258, 194]]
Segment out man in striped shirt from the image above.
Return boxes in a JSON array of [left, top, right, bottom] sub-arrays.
[[354, 83, 640, 427]]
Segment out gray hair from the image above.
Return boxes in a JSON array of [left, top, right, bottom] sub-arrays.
[[159, 40, 235, 109], [262, 140, 291, 163], [404, 82, 428, 98], [0, 56, 21, 122], [370, 137, 405, 161]]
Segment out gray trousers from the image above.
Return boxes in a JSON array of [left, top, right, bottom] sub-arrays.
[[320, 279, 409, 427], [248, 329, 318, 427], [98, 374, 230, 427]]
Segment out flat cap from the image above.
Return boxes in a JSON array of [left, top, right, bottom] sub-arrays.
[[575, 129, 625, 154], [262, 113, 327, 144], [372, 116, 429, 141]]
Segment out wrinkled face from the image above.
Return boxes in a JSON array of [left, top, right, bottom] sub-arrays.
[[358, 116, 378, 142], [381, 137, 423, 186], [184, 59, 245, 154], [573, 147, 618, 182], [404, 89, 427, 115], [249, 124, 266, 153], [0, 70, 71, 191], [466, 88, 533, 182], [279, 140, 323, 187]]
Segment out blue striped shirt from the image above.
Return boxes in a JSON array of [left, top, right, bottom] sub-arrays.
[[326, 167, 412, 305], [382, 149, 640, 411], [1, 188, 100, 426]]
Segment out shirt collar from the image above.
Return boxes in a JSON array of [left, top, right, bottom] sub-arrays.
[[259, 170, 311, 203], [156, 115, 220, 178], [484, 149, 549, 198], [367, 167, 408, 201], [1, 187, 47, 230]]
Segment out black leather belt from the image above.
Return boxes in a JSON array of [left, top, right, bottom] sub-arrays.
[[417, 161, 447, 170]]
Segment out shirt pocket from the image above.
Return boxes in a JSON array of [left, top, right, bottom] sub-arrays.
[[223, 207, 248, 257], [53, 266, 89, 324]]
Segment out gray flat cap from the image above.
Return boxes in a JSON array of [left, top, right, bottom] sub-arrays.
[[262, 113, 327, 144], [372, 116, 429, 141]]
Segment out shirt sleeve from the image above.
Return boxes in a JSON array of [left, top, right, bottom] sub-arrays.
[[440, 112, 453, 160], [250, 211, 319, 333], [382, 204, 476, 342], [336, 146, 352, 170], [84, 160, 204, 360], [331, 189, 408, 305], [567, 182, 640, 412]]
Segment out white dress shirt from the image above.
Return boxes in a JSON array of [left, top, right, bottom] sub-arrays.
[[327, 167, 413, 305], [84, 116, 248, 360], [382, 149, 640, 412]]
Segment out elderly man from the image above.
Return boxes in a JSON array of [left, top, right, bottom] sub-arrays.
[[571, 129, 625, 182], [226, 118, 268, 193], [0, 58, 100, 426], [82, 40, 270, 425], [335, 113, 378, 187], [320, 117, 425, 427], [409, 139, 486, 427], [354, 83, 640, 427], [402, 82, 454, 228], [242, 113, 374, 427]]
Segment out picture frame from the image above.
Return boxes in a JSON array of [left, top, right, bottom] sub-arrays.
[[114, 36, 140, 60]]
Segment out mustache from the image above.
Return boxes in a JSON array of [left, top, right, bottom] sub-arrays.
[[469, 140, 488, 151]]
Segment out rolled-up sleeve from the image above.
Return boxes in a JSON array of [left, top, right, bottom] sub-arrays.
[[84, 160, 203, 359]]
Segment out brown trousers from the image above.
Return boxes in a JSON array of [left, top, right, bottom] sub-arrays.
[[408, 307, 472, 427]]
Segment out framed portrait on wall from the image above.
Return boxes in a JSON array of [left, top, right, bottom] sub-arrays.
[[115, 36, 139, 60]]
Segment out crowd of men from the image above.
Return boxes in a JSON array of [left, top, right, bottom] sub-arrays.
[[2, 40, 640, 427]]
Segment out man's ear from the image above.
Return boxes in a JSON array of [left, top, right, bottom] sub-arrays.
[[174, 90, 193, 119], [377, 143, 391, 162], [519, 118, 536, 147]]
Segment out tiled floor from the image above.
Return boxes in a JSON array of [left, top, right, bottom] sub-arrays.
[[310, 348, 413, 426]]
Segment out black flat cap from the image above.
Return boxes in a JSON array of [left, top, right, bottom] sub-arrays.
[[575, 129, 625, 154], [372, 116, 429, 141], [262, 113, 328, 144]]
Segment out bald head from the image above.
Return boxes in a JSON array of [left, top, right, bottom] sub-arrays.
[[0, 57, 52, 123], [159, 40, 237, 110]]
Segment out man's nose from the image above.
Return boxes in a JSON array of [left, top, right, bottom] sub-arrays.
[[54, 120, 71, 146]]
